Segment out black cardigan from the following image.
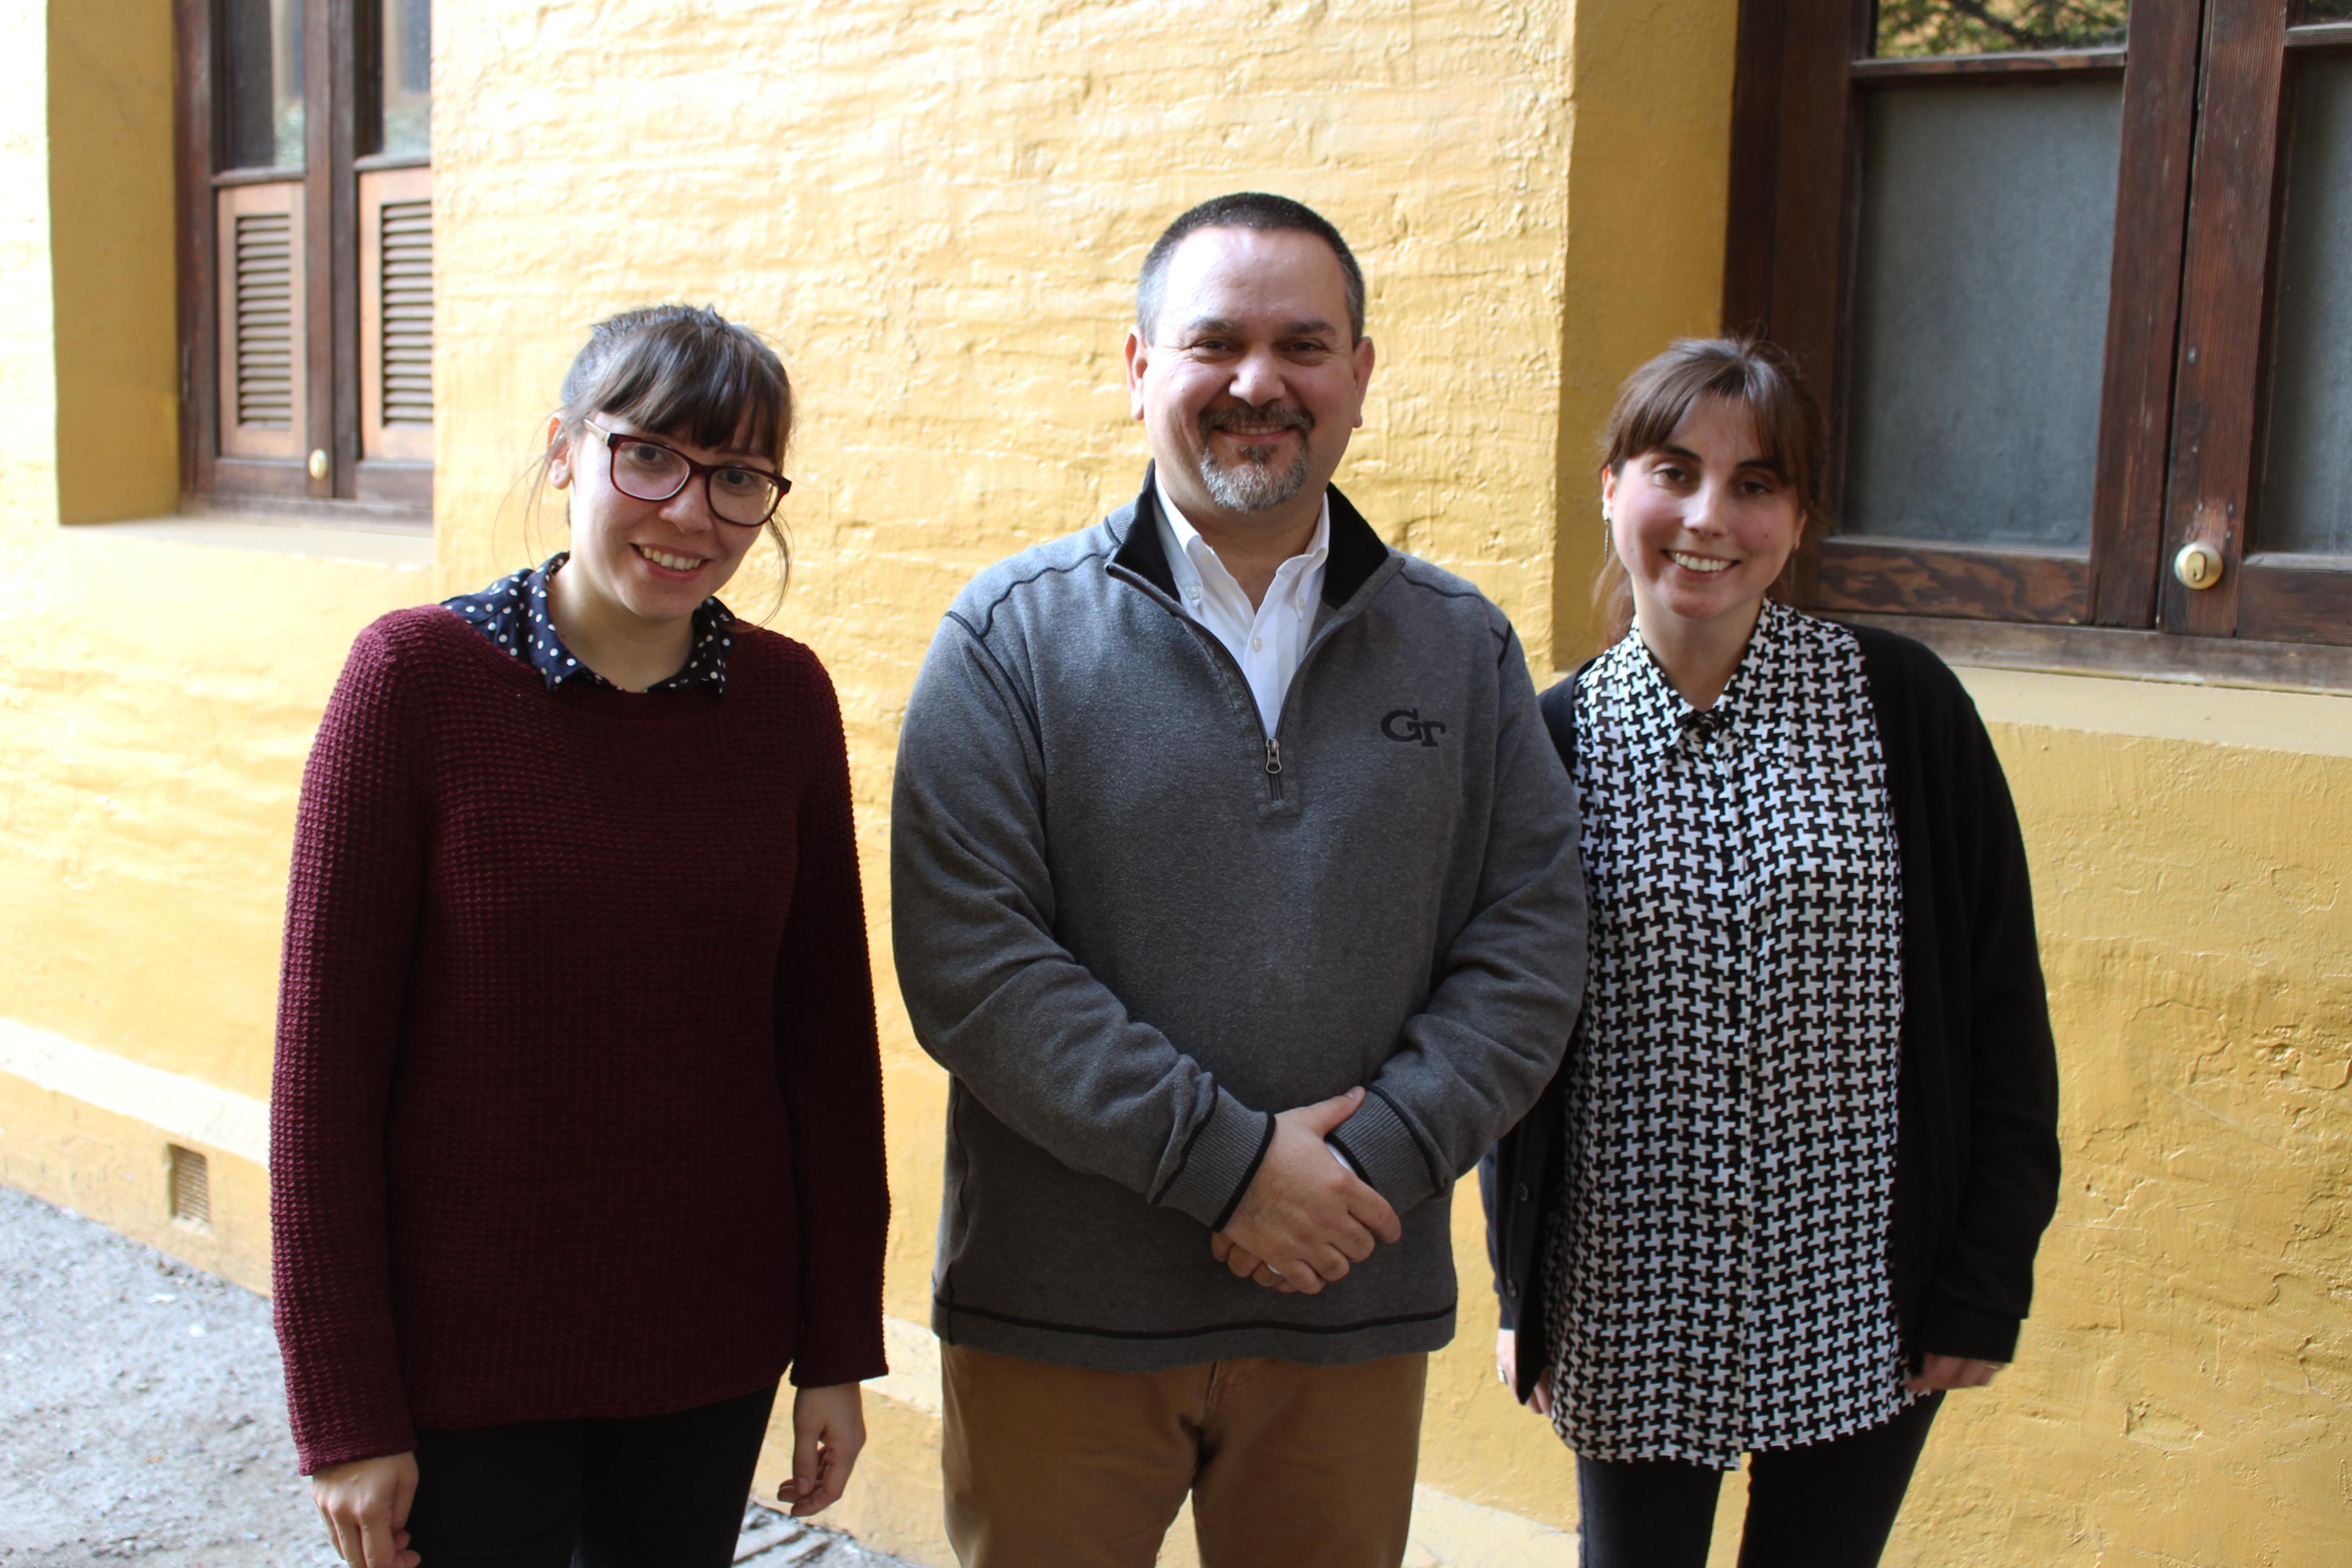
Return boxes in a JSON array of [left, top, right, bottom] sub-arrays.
[[1481, 625, 2061, 1403]]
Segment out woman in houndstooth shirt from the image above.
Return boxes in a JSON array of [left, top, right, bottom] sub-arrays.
[[1483, 337, 2060, 1568]]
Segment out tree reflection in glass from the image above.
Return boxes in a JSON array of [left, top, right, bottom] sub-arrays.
[[1875, 0, 2128, 57]]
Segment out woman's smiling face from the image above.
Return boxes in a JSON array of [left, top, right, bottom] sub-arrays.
[[1604, 394, 1804, 641], [546, 412, 766, 629]]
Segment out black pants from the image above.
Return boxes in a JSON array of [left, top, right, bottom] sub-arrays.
[[404, 1383, 779, 1568], [1576, 1394, 1942, 1568]]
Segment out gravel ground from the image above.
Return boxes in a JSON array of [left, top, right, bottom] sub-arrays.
[[0, 1185, 907, 1567]]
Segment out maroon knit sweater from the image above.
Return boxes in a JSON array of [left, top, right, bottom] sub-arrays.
[[270, 607, 888, 1474]]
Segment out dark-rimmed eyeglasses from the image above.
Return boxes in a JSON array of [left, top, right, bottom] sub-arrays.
[[584, 422, 791, 528]]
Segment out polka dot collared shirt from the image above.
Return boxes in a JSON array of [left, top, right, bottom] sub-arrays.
[[441, 552, 735, 695]]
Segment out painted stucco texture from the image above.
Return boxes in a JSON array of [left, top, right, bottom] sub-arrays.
[[0, 0, 2345, 1563]]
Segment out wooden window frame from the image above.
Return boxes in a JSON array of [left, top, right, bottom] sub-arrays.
[[2171, 10, 2352, 645], [175, 0, 430, 521], [1728, 0, 2352, 678]]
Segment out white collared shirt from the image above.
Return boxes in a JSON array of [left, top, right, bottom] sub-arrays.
[[1155, 478, 1331, 736]]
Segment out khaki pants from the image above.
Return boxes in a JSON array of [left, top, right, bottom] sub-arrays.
[[941, 1343, 1428, 1568]]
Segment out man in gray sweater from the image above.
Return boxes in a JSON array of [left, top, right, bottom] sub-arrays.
[[892, 192, 1586, 1567]]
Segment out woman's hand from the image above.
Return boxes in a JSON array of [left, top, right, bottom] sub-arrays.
[[311, 1451, 419, 1568], [777, 1383, 866, 1518], [1906, 1353, 2004, 1393], [1496, 1328, 1554, 1417]]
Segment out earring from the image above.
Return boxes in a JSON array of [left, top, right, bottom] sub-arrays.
[[1601, 502, 1614, 524]]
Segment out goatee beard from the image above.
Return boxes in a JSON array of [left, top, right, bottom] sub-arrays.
[[1196, 406, 1313, 513]]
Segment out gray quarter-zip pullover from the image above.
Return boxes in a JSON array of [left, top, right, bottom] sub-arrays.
[[891, 471, 1587, 1370]]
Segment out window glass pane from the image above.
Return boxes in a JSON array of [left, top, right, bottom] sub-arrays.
[[2294, 1, 2352, 25], [377, 0, 431, 159], [1875, 0, 2127, 57], [221, 0, 304, 171], [2257, 55, 2352, 558], [1844, 82, 2122, 549]]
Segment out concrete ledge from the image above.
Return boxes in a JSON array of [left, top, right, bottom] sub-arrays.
[[0, 1057, 272, 1295], [1550, 657, 2352, 760], [62, 515, 435, 570], [1955, 664, 2352, 760], [0, 1018, 268, 1164]]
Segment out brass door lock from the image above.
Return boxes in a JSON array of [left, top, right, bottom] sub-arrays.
[[2174, 541, 2224, 590]]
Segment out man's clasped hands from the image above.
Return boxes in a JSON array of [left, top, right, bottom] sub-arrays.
[[1208, 1086, 1402, 1295]]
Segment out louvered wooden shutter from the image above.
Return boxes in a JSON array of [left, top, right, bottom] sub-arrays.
[[361, 167, 433, 462], [215, 181, 306, 460]]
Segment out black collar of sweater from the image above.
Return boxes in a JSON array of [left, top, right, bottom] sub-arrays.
[[1112, 462, 1392, 611]]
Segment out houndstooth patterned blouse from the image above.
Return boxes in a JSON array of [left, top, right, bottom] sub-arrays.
[[1544, 601, 1911, 1468]]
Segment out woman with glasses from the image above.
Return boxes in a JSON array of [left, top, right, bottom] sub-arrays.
[[1482, 337, 2059, 1568], [270, 305, 888, 1568]]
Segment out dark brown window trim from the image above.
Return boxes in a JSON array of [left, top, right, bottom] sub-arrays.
[[352, 150, 430, 173], [2156, 0, 2284, 643], [211, 165, 304, 188], [1828, 611, 2352, 697], [1812, 539, 2089, 623], [2087, 0, 2202, 630], [1847, 47, 2126, 80], [2238, 556, 2352, 645]]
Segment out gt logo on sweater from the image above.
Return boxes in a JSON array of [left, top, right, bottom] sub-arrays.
[[1381, 708, 1448, 747]]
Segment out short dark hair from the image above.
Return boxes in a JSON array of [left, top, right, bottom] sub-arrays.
[[1136, 193, 1366, 343], [1592, 336, 1828, 642]]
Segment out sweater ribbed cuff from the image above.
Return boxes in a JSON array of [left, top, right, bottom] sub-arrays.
[[294, 1411, 420, 1477], [1155, 1091, 1274, 1230], [1326, 1089, 1439, 1214], [792, 1349, 891, 1389]]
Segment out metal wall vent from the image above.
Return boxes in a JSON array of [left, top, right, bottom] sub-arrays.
[[168, 1145, 211, 1228]]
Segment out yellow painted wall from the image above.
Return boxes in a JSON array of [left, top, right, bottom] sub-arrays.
[[1888, 676, 2352, 1568], [0, 0, 426, 1279], [48, 0, 178, 522], [1549, 0, 1740, 668], [1, 2, 2347, 1565]]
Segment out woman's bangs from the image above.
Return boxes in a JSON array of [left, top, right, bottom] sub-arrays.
[[1732, 359, 1819, 511], [596, 329, 789, 463]]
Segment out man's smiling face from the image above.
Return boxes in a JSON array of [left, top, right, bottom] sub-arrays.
[[1125, 226, 1376, 530]]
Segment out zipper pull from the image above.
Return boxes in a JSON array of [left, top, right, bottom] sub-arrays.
[[1264, 738, 1283, 774]]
